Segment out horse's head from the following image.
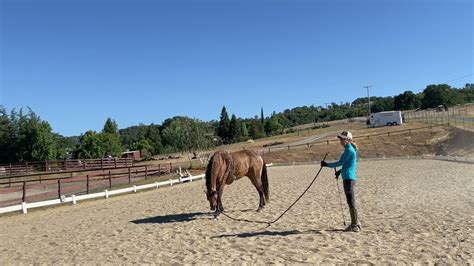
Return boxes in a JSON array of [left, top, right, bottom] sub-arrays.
[[206, 190, 218, 211]]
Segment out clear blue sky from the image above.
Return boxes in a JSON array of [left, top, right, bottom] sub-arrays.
[[1, 0, 472, 136]]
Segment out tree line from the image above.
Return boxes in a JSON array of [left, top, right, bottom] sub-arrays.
[[0, 83, 472, 163]]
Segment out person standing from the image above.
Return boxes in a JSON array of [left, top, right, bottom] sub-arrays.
[[321, 131, 362, 232]]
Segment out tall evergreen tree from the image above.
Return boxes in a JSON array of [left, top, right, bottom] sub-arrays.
[[103, 118, 119, 134], [229, 114, 240, 142], [100, 118, 122, 157], [240, 123, 249, 140], [216, 106, 230, 143]]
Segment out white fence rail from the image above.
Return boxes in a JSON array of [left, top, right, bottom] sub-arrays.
[[1, 156, 471, 216], [0, 174, 205, 215]]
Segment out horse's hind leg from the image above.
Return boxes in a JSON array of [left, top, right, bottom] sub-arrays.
[[248, 173, 265, 212]]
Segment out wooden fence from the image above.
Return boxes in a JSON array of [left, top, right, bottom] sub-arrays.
[[0, 162, 181, 207], [0, 158, 134, 177]]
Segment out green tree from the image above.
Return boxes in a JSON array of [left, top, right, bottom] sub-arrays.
[[73, 131, 103, 159], [461, 83, 474, 102], [421, 84, 464, 108], [119, 124, 148, 150], [394, 91, 421, 110], [264, 113, 284, 136], [103, 118, 119, 134], [240, 123, 249, 141], [145, 124, 163, 155], [100, 118, 122, 157], [248, 119, 265, 139], [228, 114, 240, 142], [0, 107, 18, 163], [30, 121, 57, 161], [130, 139, 153, 159], [16, 108, 57, 162], [54, 134, 79, 160], [162, 117, 211, 152], [216, 106, 230, 143], [370, 97, 394, 113]]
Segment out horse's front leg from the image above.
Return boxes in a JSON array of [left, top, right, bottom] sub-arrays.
[[213, 189, 225, 219], [217, 189, 225, 213], [257, 190, 265, 212]]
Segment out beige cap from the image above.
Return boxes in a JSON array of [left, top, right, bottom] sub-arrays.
[[337, 131, 353, 140]]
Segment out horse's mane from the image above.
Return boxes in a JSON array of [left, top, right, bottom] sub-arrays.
[[205, 154, 214, 197]]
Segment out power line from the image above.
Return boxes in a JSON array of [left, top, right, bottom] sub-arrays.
[[445, 74, 473, 83]]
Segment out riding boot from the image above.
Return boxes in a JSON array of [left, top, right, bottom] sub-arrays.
[[345, 208, 362, 232]]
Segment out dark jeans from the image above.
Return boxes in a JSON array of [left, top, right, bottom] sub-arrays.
[[343, 179, 356, 209]]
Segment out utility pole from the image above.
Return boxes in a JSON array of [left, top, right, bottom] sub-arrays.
[[364, 85, 372, 118], [325, 102, 330, 126]]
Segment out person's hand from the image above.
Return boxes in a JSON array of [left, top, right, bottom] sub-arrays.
[[320, 160, 328, 167], [335, 169, 341, 179]]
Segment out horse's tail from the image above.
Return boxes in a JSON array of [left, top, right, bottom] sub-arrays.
[[261, 161, 269, 202]]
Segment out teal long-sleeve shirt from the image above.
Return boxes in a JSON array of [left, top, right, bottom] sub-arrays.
[[327, 143, 357, 180]]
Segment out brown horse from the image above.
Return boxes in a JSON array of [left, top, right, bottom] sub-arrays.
[[205, 150, 269, 218]]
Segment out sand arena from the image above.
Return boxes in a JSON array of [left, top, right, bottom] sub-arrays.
[[0, 159, 472, 264]]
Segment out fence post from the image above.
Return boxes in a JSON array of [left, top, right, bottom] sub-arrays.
[[22, 181, 26, 202], [145, 165, 148, 179], [58, 180, 61, 199], [170, 162, 173, 173], [114, 157, 117, 168], [463, 118, 465, 129], [39, 174, 42, 184], [109, 171, 112, 189], [158, 164, 161, 176], [86, 175, 89, 194], [22, 202, 27, 214], [128, 167, 131, 184], [287, 145, 290, 150], [25, 161, 29, 174], [101, 158, 104, 170]]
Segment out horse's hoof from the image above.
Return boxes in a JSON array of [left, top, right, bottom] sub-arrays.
[[214, 216, 220, 220], [257, 208, 264, 212]]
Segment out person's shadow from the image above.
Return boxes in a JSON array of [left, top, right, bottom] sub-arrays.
[[130, 211, 211, 224]]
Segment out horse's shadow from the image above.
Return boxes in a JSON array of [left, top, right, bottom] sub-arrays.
[[212, 229, 323, 239], [130, 209, 257, 225], [130, 211, 211, 224]]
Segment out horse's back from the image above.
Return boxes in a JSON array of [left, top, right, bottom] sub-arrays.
[[231, 150, 263, 176]]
